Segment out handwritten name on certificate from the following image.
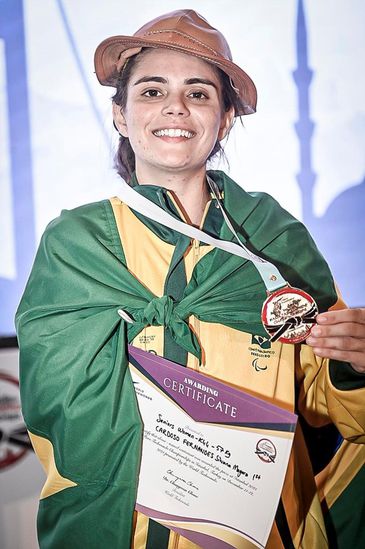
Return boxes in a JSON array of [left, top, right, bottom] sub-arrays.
[[128, 345, 297, 549]]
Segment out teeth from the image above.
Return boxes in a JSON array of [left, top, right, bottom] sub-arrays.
[[153, 129, 194, 138]]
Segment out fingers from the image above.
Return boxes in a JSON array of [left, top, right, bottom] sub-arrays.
[[307, 333, 365, 353], [306, 307, 365, 373], [316, 308, 365, 325], [309, 322, 365, 339], [307, 346, 365, 373]]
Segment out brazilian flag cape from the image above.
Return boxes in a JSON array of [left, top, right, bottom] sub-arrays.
[[16, 171, 339, 547]]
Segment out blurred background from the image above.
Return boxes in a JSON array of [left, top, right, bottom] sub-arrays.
[[0, 1, 364, 547]]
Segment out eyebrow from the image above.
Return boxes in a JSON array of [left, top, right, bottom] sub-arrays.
[[133, 76, 218, 90]]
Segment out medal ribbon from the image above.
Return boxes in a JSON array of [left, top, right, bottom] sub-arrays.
[[117, 178, 288, 293]]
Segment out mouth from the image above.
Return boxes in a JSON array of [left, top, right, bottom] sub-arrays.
[[152, 128, 195, 139]]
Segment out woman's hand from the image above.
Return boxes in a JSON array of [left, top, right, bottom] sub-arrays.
[[306, 308, 365, 373]]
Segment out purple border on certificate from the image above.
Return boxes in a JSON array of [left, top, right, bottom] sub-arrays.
[[128, 345, 297, 431], [135, 504, 263, 548]]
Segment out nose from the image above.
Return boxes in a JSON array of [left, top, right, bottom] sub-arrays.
[[161, 92, 189, 117]]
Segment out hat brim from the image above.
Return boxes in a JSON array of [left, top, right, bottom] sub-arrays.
[[94, 36, 257, 116]]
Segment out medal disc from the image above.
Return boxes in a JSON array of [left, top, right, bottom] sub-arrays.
[[262, 287, 318, 344]]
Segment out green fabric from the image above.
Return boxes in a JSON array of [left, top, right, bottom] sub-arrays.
[[146, 520, 171, 549], [15, 170, 339, 548], [38, 483, 135, 549], [329, 359, 365, 390], [325, 464, 365, 548], [163, 235, 190, 365]]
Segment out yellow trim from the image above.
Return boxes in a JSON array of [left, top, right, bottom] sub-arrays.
[[28, 431, 77, 499], [110, 197, 175, 297], [329, 283, 347, 310], [168, 530, 180, 549], [316, 440, 365, 508], [110, 197, 172, 356], [132, 512, 149, 549]]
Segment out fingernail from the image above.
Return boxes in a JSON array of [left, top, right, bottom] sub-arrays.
[[317, 315, 327, 323], [311, 326, 322, 336]]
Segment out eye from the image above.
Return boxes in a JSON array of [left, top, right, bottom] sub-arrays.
[[142, 89, 163, 98], [188, 90, 208, 100]]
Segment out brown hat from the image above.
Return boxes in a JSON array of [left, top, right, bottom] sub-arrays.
[[94, 9, 257, 116]]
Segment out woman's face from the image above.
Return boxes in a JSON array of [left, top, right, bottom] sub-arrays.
[[113, 48, 234, 181]]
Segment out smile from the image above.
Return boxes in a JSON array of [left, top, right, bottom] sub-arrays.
[[153, 129, 195, 138]]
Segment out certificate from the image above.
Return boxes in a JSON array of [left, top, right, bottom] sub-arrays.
[[129, 345, 297, 549]]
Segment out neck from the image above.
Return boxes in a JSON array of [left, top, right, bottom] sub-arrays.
[[135, 166, 211, 226]]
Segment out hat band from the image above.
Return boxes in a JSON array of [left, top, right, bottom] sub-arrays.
[[140, 29, 225, 59]]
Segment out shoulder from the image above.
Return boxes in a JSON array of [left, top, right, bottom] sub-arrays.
[[45, 199, 111, 239], [213, 170, 311, 242], [41, 199, 120, 248], [246, 190, 291, 216], [210, 170, 302, 226], [38, 198, 125, 262], [248, 191, 311, 236]]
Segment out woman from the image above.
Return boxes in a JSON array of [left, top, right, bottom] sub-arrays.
[[16, 9, 365, 549]]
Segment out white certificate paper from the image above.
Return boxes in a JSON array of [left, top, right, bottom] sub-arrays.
[[129, 346, 297, 549]]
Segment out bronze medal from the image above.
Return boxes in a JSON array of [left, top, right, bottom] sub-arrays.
[[261, 286, 318, 344]]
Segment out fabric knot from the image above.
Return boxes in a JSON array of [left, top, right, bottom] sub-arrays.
[[124, 296, 202, 361], [137, 295, 177, 327]]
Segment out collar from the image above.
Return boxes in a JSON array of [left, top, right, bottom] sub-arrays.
[[127, 171, 224, 244]]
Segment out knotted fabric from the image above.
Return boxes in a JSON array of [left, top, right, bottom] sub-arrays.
[[127, 295, 201, 359]]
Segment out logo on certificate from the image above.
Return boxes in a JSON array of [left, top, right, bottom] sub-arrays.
[[255, 438, 277, 463]]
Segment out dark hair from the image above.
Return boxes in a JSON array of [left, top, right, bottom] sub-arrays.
[[112, 48, 244, 183]]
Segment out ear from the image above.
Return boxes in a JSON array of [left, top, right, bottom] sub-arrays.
[[112, 102, 129, 137], [218, 106, 235, 141]]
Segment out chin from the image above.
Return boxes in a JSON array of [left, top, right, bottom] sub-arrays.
[[155, 157, 193, 171], [159, 153, 207, 169]]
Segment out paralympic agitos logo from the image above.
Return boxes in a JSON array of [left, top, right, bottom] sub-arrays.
[[0, 372, 32, 470]]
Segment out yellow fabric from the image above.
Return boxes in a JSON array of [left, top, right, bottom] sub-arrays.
[[316, 439, 365, 507], [28, 431, 77, 499], [132, 512, 149, 548], [109, 198, 365, 549], [168, 533, 201, 549], [297, 345, 365, 442]]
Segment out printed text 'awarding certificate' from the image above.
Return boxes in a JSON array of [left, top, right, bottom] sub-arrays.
[[128, 346, 297, 549]]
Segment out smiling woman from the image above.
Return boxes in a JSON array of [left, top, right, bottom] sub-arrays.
[[111, 47, 241, 225], [15, 8, 365, 549], [111, 48, 234, 224]]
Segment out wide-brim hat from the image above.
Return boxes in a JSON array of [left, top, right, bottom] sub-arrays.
[[94, 9, 257, 116]]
